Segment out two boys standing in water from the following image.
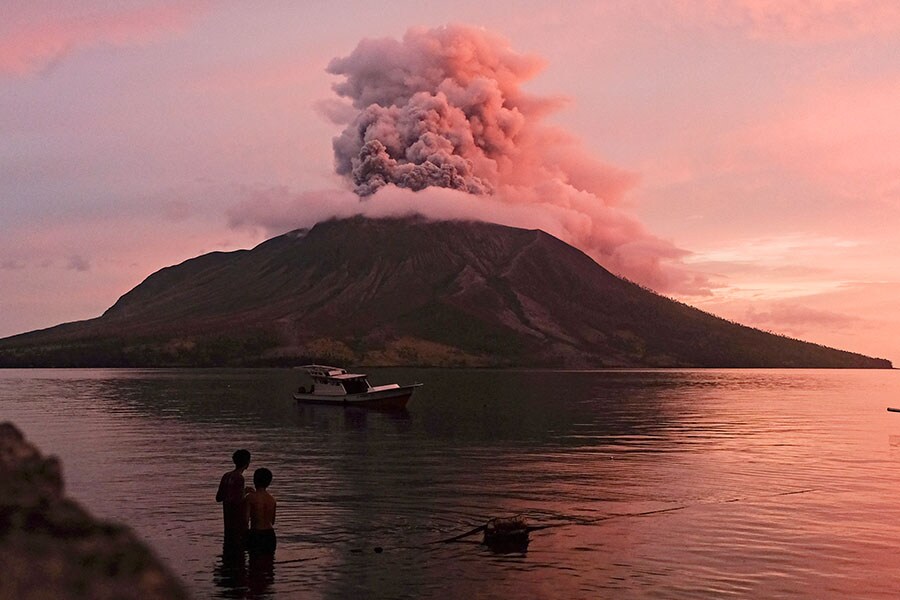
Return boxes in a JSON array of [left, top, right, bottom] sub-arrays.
[[215, 449, 277, 554]]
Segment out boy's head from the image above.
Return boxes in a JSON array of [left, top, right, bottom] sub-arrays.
[[253, 467, 273, 490], [232, 449, 251, 469]]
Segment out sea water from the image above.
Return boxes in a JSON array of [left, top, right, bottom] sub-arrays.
[[2, 368, 900, 599]]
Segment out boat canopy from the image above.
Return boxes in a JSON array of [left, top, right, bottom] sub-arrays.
[[329, 373, 368, 381], [298, 364, 367, 380]]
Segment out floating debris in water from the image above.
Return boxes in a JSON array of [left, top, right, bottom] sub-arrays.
[[483, 516, 530, 553]]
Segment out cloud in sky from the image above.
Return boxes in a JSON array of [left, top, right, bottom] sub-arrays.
[[0, 260, 26, 271], [680, 233, 872, 302], [679, 230, 898, 358], [745, 302, 861, 331], [227, 184, 648, 246], [0, 2, 204, 77], [645, 0, 900, 43], [684, 233, 864, 268], [66, 255, 91, 272], [692, 282, 899, 360]]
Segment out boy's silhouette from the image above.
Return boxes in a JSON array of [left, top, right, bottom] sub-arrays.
[[245, 467, 277, 555], [215, 449, 251, 547]]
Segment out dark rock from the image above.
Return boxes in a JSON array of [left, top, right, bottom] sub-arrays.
[[0, 422, 189, 600]]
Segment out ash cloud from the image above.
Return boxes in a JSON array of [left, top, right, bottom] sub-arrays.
[[327, 25, 634, 203], [326, 25, 536, 197], [230, 25, 708, 293], [321, 25, 706, 294]]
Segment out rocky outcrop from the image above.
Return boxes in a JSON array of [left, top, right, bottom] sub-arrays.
[[0, 422, 189, 600]]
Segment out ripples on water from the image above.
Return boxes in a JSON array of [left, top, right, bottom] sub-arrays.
[[2, 368, 900, 598]]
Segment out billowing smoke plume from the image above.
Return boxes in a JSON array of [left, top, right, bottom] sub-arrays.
[[327, 25, 540, 197], [234, 25, 706, 293], [326, 25, 637, 201]]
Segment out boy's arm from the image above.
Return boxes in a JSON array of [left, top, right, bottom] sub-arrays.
[[244, 492, 253, 524], [215, 474, 226, 503], [272, 498, 276, 525]]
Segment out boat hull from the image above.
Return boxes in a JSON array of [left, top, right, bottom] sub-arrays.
[[293, 383, 421, 409]]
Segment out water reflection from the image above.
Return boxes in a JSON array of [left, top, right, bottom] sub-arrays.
[[3, 368, 900, 598], [213, 546, 275, 599], [213, 546, 248, 598], [294, 405, 412, 433], [31, 367, 753, 451], [247, 552, 275, 597]]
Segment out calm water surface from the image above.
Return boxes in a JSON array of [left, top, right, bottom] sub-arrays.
[[2, 368, 900, 598]]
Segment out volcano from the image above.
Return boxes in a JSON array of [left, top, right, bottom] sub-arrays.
[[0, 217, 890, 368]]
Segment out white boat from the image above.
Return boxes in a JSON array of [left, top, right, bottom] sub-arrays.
[[293, 365, 421, 409]]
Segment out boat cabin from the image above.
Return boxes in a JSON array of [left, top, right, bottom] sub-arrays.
[[299, 365, 372, 396]]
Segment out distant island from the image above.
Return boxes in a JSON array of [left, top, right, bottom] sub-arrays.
[[0, 217, 891, 369]]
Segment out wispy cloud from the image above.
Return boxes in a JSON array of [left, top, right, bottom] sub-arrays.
[[684, 233, 864, 267], [661, 0, 900, 43], [0, 2, 206, 77], [674, 233, 885, 322], [66, 255, 91, 272], [744, 302, 861, 332], [0, 260, 26, 271]]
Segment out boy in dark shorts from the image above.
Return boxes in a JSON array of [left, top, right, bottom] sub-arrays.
[[215, 449, 251, 547], [245, 467, 277, 554]]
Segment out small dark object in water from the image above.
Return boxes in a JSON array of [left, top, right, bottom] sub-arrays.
[[483, 516, 529, 552], [373, 546, 383, 554]]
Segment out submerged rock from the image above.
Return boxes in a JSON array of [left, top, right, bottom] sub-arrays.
[[0, 422, 189, 600], [483, 515, 530, 553]]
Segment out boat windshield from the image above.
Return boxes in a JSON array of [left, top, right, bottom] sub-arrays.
[[342, 378, 369, 395]]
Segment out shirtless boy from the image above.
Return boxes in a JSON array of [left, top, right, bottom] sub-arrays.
[[215, 449, 251, 547], [245, 467, 277, 554]]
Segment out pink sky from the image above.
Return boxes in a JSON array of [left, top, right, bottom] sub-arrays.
[[2, 1, 899, 363]]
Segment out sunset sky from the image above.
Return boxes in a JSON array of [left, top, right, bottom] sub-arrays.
[[3, 1, 899, 363]]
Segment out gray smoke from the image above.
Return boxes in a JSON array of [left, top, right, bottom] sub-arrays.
[[310, 24, 708, 294], [327, 25, 539, 196]]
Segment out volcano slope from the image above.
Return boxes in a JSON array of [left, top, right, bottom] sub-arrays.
[[0, 217, 891, 368]]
